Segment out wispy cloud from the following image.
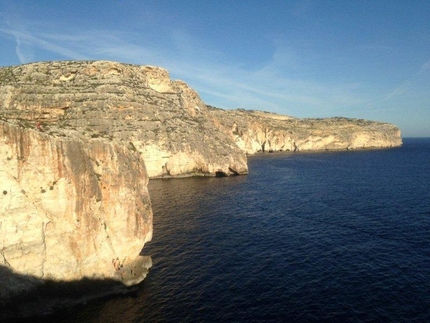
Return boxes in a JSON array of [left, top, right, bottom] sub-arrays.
[[382, 59, 430, 103], [14, 33, 29, 63], [0, 14, 374, 118], [0, 12, 32, 63], [0, 27, 91, 62]]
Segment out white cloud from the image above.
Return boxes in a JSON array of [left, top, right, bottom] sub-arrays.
[[14, 34, 30, 64], [0, 27, 89, 62]]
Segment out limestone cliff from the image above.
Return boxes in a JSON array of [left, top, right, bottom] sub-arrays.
[[0, 60, 402, 315], [0, 60, 402, 180], [0, 120, 152, 286], [0, 61, 248, 178], [207, 108, 402, 154]]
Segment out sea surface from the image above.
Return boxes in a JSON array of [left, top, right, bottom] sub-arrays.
[[47, 138, 430, 322]]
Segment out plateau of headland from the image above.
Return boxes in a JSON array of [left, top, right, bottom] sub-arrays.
[[0, 60, 402, 318]]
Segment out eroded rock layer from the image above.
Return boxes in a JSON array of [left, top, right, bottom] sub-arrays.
[[207, 108, 402, 154], [0, 61, 402, 180], [0, 60, 249, 178]]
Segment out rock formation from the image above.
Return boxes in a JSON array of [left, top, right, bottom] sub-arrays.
[[0, 119, 152, 278], [0, 60, 401, 179], [207, 108, 402, 154], [0, 60, 402, 316], [0, 61, 249, 178]]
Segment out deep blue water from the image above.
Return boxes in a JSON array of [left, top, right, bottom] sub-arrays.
[[48, 138, 430, 322]]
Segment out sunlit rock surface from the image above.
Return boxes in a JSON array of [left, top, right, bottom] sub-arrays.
[[0, 121, 152, 284], [0, 61, 402, 308], [0, 61, 249, 178], [207, 108, 402, 154], [0, 60, 401, 179]]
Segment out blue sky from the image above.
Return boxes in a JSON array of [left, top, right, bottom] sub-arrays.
[[0, 1, 429, 137]]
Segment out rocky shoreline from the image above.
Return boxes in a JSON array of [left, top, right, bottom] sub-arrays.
[[0, 60, 402, 318]]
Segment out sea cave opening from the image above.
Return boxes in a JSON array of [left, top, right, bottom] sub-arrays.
[[215, 171, 227, 177]]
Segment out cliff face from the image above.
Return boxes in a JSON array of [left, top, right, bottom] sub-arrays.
[[0, 60, 402, 314], [0, 61, 248, 178], [208, 108, 402, 154], [0, 121, 152, 285], [0, 61, 402, 179]]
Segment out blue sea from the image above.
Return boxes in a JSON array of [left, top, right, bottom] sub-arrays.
[[47, 138, 430, 322]]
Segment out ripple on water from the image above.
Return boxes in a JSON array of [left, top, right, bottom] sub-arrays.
[[41, 140, 430, 322]]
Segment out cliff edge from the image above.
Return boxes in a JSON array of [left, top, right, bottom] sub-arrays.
[[0, 120, 152, 280], [0, 61, 249, 178], [0, 120, 152, 318], [207, 108, 402, 154], [0, 60, 401, 180]]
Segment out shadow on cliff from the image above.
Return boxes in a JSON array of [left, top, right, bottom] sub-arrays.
[[0, 265, 144, 322]]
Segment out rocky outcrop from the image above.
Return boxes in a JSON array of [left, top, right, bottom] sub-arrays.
[[0, 60, 402, 316], [207, 108, 402, 154], [0, 120, 152, 296], [0, 61, 248, 178], [0, 60, 402, 179]]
